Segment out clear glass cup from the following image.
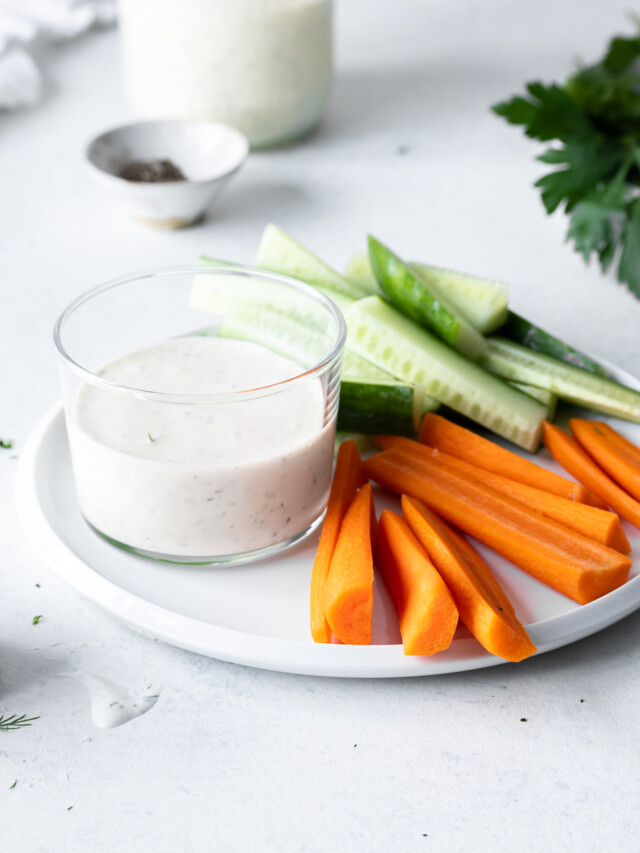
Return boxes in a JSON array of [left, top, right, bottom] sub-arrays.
[[119, 0, 334, 150], [54, 266, 345, 565]]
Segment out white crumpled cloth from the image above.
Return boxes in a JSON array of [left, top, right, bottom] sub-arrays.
[[0, 0, 116, 109]]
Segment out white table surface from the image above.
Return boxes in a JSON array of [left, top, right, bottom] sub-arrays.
[[3, 2, 640, 850]]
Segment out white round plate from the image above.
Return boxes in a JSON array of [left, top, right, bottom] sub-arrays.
[[16, 375, 640, 677]]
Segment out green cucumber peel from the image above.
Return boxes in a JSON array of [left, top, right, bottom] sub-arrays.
[[501, 311, 608, 376], [367, 236, 487, 361], [482, 337, 640, 422], [338, 381, 420, 435], [409, 262, 509, 335], [342, 349, 440, 424], [345, 296, 547, 450], [345, 251, 508, 335]]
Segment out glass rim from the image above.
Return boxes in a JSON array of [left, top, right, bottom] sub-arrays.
[[53, 264, 347, 404]]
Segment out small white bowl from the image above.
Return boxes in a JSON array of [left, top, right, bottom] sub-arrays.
[[85, 120, 249, 229]]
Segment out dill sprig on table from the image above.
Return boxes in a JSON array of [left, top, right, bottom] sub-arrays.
[[0, 713, 40, 732]]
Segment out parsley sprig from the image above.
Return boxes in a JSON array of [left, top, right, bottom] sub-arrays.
[[493, 27, 640, 297]]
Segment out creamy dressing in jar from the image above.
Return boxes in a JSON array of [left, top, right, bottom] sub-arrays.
[[119, 0, 333, 149], [67, 336, 335, 560]]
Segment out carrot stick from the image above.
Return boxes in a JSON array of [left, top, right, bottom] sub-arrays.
[[310, 440, 365, 643], [543, 420, 640, 529], [572, 420, 640, 467], [419, 412, 606, 507], [373, 509, 458, 655], [363, 450, 631, 604], [401, 496, 537, 661], [570, 418, 640, 503], [323, 482, 375, 645], [375, 435, 630, 554]]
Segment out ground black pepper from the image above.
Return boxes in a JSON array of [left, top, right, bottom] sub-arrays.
[[119, 159, 186, 183]]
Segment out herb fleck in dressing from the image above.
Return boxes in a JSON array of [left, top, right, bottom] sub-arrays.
[[68, 337, 334, 558]]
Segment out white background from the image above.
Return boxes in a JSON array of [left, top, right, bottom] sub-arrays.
[[2, 1, 640, 850]]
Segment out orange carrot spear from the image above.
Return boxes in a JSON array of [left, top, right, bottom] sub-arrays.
[[364, 449, 631, 604], [310, 440, 365, 643], [402, 496, 536, 662], [375, 434, 630, 554], [323, 482, 376, 645], [543, 420, 640, 529], [570, 418, 640, 503], [374, 509, 458, 656], [420, 412, 605, 507]]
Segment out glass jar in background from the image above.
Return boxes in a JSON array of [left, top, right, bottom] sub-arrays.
[[119, 0, 334, 149]]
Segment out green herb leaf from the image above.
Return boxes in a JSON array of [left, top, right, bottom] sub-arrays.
[[493, 24, 640, 298], [0, 714, 40, 732], [603, 34, 640, 73], [618, 201, 640, 296], [32, 614, 43, 625], [9, 781, 17, 789], [0, 439, 12, 449], [566, 183, 627, 267], [535, 137, 624, 213], [567, 32, 640, 134], [493, 82, 592, 143]]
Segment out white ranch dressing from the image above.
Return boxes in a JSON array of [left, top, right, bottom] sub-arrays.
[[61, 673, 162, 729], [68, 336, 334, 558], [119, 0, 333, 148]]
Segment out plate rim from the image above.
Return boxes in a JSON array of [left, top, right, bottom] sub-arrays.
[[16, 367, 640, 677]]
